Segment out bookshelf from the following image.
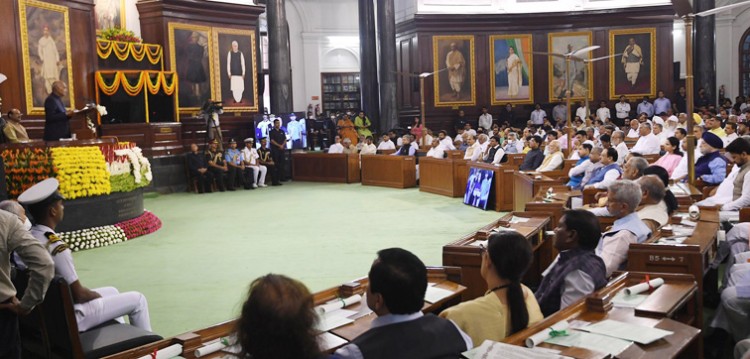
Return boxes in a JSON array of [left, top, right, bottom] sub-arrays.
[[321, 72, 361, 115]]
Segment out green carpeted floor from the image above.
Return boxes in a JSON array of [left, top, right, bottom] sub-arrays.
[[72, 182, 502, 337]]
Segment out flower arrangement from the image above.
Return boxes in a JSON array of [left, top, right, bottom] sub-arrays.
[[1, 148, 55, 198], [98, 27, 142, 43], [51, 147, 111, 199], [108, 145, 152, 192], [58, 210, 162, 252]]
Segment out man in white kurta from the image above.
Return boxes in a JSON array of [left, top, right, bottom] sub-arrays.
[[621, 38, 643, 87], [226, 41, 246, 103], [446, 43, 466, 98], [38, 27, 60, 94]]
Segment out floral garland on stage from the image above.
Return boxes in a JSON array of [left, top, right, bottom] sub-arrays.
[[1, 148, 55, 198], [50, 147, 111, 199], [59, 210, 162, 252]]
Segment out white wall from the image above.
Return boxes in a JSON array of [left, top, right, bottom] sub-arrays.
[[716, 7, 750, 99]]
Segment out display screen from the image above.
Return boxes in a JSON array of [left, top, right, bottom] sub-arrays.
[[463, 167, 494, 210], [253, 112, 307, 149]]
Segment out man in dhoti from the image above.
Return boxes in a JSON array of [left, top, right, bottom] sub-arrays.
[[506, 46, 522, 98], [621, 38, 643, 88], [445, 42, 466, 99], [37, 26, 60, 94], [226, 41, 246, 103]]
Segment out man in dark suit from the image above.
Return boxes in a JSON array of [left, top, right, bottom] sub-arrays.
[[43, 81, 72, 141]]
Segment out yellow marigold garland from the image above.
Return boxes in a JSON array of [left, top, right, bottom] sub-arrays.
[[50, 147, 111, 200], [96, 71, 177, 96], [96, 39, 163, 65]]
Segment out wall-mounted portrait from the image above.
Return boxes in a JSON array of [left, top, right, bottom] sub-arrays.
[[94, 0, 125, 31], [490, 34, 534, 105], [609, 28, 656, 100], [432, 35, 476, 107], [548, 31, 593, 101], [19, 0, 75, 115], [168, 22, 214, 111], [212, 27, 258, 112]]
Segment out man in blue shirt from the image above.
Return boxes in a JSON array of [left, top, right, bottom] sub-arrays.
[[224, 138, 246, 190], [636, 96, 654, 118], [653, 90, 671, 116], [696, 132, 729, 185]]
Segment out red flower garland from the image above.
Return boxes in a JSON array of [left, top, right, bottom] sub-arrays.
[[115, 210, 162, 239]]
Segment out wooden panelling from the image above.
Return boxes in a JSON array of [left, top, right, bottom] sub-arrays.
[[291, 153, 361, 183], [395, 6, 676, 134], [361, 155, 417, 188]]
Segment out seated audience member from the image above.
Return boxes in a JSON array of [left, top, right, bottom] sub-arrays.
[[438, 130, 456, 150], [464, 122, 477, 137], [409, 135, 419, 152], [463, 135, 482, 162], [653, 137, 683, 176], [715, 137, 750, 211], [377, 134, 396, 151], [612, 130, 629, 165], [236, 274, 322, 359], [426, 138, 446, 159], [19, 179, 152, 332], [360, 136, 377, 155], [258, 138, 280, 186], [671, 137, 700, 181], [3, 109, 29, 143], [635, 175, 669, 227], [597, 180, 651, 277], [503, 132, 523, 154], [187, 143, 214, 193], [599, 134, 611, 150], [725, 122, 739, 147], [622, 156, 649, 180], [696, 132, 729, 185], [543, 131, 559, 155], [642, 165, 679, 216], [440, 232, 543, 345], [536, 140, 564, 172], [626, 119, 640, 138], [630, 123, 661, 155], [454, 127, 466, 148], [328, 135, 345, 154], [483, 136, 505, 165], [342, 138, 357, 154], [242, 138, 266, 188], [477, 134, 489, 153], [334, 248, 472, 358], [535, 210, 607, 316], [653, 123, 668, 142], [355, 135, 367, 152], [712, 223, 750, 293], [519, 135, 544, 171], [225, 138, 246, 190], [206, 140, 229, 192], [706, 254, 750, 359], [392, 136, 416, 156], [583, 148, 621, 189], [566, 144, 592, 188], [574, 147, 603, 190]]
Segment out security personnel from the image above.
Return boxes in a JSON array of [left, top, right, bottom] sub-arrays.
[[258, 138, 278, 185], [224, 138, 245, 190], [206, 139, 230, 191], [18, 178, 152, 332], [269, 119, 287, 184]]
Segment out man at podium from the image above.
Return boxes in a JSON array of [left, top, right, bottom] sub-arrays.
[[43, 81, 72, 141]]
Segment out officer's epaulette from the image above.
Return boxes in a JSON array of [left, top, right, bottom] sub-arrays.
[[44, 232, 68, 256], [51, 243, 69, 256], [45, 232, 62, 243]]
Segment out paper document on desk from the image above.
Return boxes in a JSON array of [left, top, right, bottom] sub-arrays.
[[490, 226, 518, 233], [611, 291, 648, 308], [510, 216, 530, 224], [657, 236, 688, 244], [580, 319, 673, 345], [463, 340, 566, 359], [544, 330, 632, 356], [425, 285, 454, 304], [470, 240, 488, 247], [316, 309, 357, 332], [317, 332, 348, 351]]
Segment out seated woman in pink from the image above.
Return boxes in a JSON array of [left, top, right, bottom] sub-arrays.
[[653, 136, 683, 176]]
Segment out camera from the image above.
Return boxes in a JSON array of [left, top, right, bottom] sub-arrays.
[[201, 100, 224, 115]]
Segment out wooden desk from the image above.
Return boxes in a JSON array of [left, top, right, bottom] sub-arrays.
[[103, 267, 465, 359], [418, 157, 468, 197], [503, 272, 702, 359], [525, 185, 582, 227], [443, 212, 552, 300], [467, 162, 515, 211], [505, 153, 526, 168], [291, 153, 360, 183], [360, 154, 416, 188], [513, 171, 564, 212], [668, 183, 702, 208], [627, 207, 720, 327]]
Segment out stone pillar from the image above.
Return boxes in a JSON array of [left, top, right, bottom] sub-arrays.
[[359, 0, 380, 128], [377, 0, 398, 133], [694, 0, 715, 106], [267, 0, 293, 113]]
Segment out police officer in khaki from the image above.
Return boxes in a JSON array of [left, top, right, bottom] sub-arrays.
[[18, 178, 152, 332]]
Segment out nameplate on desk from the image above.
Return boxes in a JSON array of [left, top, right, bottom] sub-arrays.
[[648, 255, 686, 264]]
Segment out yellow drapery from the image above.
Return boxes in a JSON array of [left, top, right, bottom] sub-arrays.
[[96, 40, 163, 66]]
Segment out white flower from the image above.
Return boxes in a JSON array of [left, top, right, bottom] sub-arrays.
[[96, 104, 108, 116]]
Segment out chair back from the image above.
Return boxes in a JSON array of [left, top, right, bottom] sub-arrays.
[[40, 278, 85, 358]]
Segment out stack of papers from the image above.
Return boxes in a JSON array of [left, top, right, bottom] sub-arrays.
[[463, 340, 565, 359], [425, 285, 454, 304], [509, 216, 530, 224], [580, 319, 673, 345], [544, 330, 632, 356], [314, 295, 363, 332]]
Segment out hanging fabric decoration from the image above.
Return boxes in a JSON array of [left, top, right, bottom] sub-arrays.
[[96, 71, 178, 97], [96, 40, 163, 66]]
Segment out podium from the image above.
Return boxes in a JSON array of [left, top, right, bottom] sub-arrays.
[[70, 107, 98, 140]]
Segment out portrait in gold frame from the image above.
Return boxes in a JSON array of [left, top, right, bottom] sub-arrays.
[[609, 28, 656, 100], [432, 35, 476, 107], [490, 34, 534, 106], [547, 31, 593, 102], [18, 0, 75, 115], [94, 0, 126, 31], [168, 22, 215, 112], [212, 27, 259, 113]]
